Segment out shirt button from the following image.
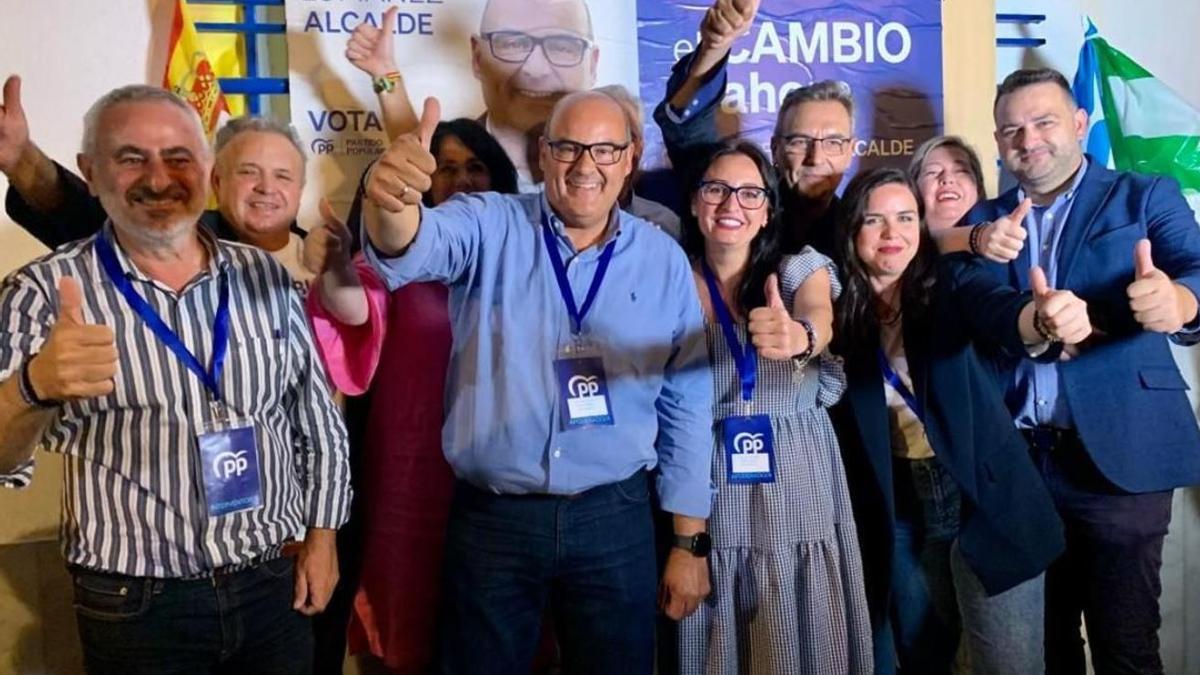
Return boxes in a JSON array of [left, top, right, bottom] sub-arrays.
[[553, 449, 562, 458], [1036, 399, 1047, 406]]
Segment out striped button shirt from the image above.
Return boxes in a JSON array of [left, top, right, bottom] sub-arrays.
[[0, 225, 351, 578]]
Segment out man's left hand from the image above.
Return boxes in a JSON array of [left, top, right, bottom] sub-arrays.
[[1128, 239, 1198, 334], [659, 548, 710, 621], [293, 528, 339, 616]]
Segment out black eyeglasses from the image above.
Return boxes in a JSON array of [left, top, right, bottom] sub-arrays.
[[696, 180, 769, 209], [779, 134, 851, 156], [545, 139, 629, 166], [481, 31, 592, 67]]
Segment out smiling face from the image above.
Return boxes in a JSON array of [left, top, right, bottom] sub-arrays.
[[994, 81, 1087, 196], [211, 130, 304, 248], [79, 100, 212, 245], [472, 0, 598, 133], [771, 99, 854, 200], [691, 152, 770, 253], [430, 133, 493, 206], [916, 145, 980, 231], [540, 93, 631, 231], [854, 182, 922, 283]]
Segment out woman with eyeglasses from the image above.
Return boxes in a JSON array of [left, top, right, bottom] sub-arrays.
[[828, 167, 1065, 674], [672, 139, 872, 674]]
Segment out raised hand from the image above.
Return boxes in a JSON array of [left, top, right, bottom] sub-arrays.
[[0, 75, 30, 176], [26, 277, 119, 402], [699, 0, 761, 54], [748, 273, 808, 360], [303, 199, 354, 276], [1128, 238, 1194, 333], [365, 97, 440, 214], [345, 7, 400, 78], [1030, 266, 1091, 345], [977, 198, 1030, 262]]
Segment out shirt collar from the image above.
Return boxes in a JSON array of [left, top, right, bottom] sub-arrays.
[[93, 220, 229, 288], [1017, 155, 1089, 207], [538, 190, 623, 251]]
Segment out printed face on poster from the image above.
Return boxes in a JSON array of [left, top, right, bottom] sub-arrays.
[[285, 0, 639, 211], [285, 0, 942, 217]]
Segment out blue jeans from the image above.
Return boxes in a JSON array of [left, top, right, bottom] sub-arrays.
[[878, 458, 1045, 675], [72, 556, 313, 674], [437, 471, 657, 675]]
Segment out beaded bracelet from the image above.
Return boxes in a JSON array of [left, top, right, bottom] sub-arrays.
[[968, 222, 987, 256], [791, 317, 817, 371], [1033, 310, 1060, 344]]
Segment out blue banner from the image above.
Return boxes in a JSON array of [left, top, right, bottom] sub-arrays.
[[636, 1, 943, 181]]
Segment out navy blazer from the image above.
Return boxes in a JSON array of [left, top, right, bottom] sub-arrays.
[[947, 159, 1200, 492], [831, 266, 1065, 626]]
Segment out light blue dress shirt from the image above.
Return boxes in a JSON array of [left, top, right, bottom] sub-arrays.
[[363, 191, 715, 518], [1013, 158, 1089, 429]]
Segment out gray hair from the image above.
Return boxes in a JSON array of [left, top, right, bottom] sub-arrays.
[[773, 80, 855, 138], [593, 84, 643, 139], [214, 115, 307, 168], [81, 85, 205, 156]]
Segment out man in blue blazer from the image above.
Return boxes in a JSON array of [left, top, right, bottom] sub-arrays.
[[947, 67, 1200, 675]]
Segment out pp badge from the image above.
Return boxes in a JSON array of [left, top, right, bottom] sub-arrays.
[[723, 415, 776, 484], [197, 419, 263, 517], [554, 354, 614, 428]]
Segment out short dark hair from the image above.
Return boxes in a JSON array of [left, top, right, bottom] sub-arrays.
[[773, 80, 855, 138], [424, 118, 519, 206], [994, 68, 1075, 110]]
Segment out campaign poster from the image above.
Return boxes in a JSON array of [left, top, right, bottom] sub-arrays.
[[636, 1, 944, 181]]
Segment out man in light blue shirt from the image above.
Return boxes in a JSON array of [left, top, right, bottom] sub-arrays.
[[357, 91, 714, 674]]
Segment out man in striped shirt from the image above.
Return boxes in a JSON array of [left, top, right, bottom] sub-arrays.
[[0, 85, 350, 673]]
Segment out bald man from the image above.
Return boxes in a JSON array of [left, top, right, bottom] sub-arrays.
[[347, 0, 599, 191], [331, 91, 713, 673]]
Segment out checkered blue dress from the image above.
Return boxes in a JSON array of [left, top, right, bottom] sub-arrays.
[[678, 250, 874, 675]]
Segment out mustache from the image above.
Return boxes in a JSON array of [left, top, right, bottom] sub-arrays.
[[126, 183, 190, 203]]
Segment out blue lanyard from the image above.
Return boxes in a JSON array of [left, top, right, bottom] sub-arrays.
[[95, 233, 231, 402], [877, 348, 924, 423], [700, 260, 756, 403], [540, 212, 617, 336]]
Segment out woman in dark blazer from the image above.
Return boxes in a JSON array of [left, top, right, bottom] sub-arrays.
[[828, 168, 1065, 675]]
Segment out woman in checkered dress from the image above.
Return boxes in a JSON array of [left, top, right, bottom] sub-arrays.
[[672, 139, 873, 674]]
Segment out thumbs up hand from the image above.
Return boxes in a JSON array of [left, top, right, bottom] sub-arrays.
[[976, 198, 1030, 262], [0, 75, 31, 176], [1029, 266, 1092, 345], [748, 273, 808, 360], [1128, 238, 1195, 333], [365, 97, 440, 214], [25, 277, 119, 403], [345, 6, 400, 78], [304, 199, 354, 276]]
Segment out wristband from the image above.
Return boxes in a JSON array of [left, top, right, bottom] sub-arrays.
[[18, 359, 59, 409], [372, 72, 402, 94], [1033, 310, 1060, 344], [968, 222, 987, 256], [791, 317, 817, 371]]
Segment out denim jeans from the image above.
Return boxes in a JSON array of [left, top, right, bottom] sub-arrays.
[[877, 457, 1045, 675], [72, 556, 313, 675], [436, 470, 657, 675]]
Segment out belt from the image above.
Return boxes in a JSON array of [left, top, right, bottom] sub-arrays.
[[1021, 426, 1079, 452]]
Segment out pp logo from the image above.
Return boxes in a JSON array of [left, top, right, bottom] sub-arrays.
[[212, 450, 250, 480], [733, 432, 765, 454], [567, 375, 600, 398], [310, 138, 335, 155]]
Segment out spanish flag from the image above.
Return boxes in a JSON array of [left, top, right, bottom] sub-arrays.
[[163, 0, 230, 139]]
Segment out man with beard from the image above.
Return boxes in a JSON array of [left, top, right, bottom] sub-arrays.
[[0, 85, 350, 673], [0, 75, 319, 290], [347, 90, 713, 673], [947, 67, 1200, 674], [653, 0, 856, 257]]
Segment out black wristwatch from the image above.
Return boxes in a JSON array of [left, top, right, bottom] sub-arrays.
[[672, 532, 712, 558]]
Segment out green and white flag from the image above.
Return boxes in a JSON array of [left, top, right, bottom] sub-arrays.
[[1073, 19, 1200, 217]]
